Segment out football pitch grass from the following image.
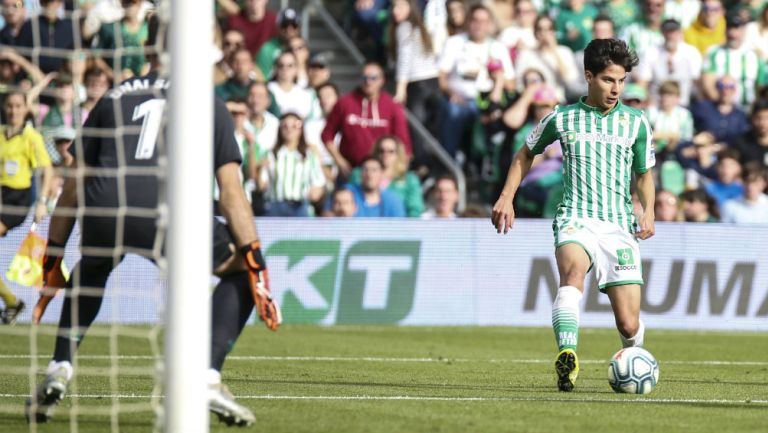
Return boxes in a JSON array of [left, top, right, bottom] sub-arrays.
[[1, 325, 766, 432]]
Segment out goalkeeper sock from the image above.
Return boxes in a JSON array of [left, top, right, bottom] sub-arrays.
[[620, 319, 645, 348], [210, 272, 255, 372], [552, 286, 582, 352], [0, 279, 18, 307], [206, 369, 222, 385], [46, 360, 74, 381]]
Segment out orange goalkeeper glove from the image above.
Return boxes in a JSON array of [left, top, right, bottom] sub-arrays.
[[33, 241, 67, 324], [240, 241, 282, 331]]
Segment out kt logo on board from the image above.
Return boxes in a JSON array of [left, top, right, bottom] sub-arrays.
[[266, 240, 421, 324]]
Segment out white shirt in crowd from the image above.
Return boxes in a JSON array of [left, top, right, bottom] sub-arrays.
[[515, 45, 579, 101], [245, 110, 279, 153], [635, 41, 702, 106], [304, 119, 337, 166], [423, 0, 448, 58], [395, 22, 439, 83], [499, 26, 537, 54], [267, 81, 321, 121], [420, 208, 457, 219], [664, 0, 701, 28], [438, 33, 515, 101], [721, 194, 768, 224], [744, 20, 768, 61]]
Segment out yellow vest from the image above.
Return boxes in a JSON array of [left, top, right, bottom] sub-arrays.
[[0, 125, 51, 189], [684, 17, 726, 56]]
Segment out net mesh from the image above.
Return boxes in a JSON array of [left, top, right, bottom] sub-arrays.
[[0, 1, 171, 431]]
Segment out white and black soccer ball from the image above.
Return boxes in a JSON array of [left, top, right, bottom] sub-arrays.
[[607, 347, 659, 394]]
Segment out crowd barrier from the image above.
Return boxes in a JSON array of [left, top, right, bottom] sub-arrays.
[[2, 218, 766, 331]]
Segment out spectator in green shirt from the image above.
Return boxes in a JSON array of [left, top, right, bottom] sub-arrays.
[[256, 8, 301, 79], [215, 47, 260, 102], [94, 0, 148, 81], [600, 0, 639, 34], [555, 0, 599, 51]]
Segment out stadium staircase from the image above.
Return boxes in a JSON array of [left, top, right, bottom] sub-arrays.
[[270, 0, 467, 210]]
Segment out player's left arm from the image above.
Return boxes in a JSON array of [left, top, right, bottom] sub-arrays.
[[633, 114, 656, 240]]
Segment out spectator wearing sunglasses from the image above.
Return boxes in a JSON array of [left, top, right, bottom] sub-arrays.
[[321, 62, 411, 178], [690, 75, 749, 145]]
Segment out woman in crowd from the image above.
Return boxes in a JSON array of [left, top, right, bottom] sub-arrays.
[[681, 188, 720, 222], [389, 0, 441, 168], [0, 92, 54, 323], [348, 135, 424, 217], [499, 0, 538, 64], [93, 0, 149, 81], [745, 4, 768, 60], [267, 51, 320, 120], [259, 113, 326, 217], [286, 36, 311, 88]]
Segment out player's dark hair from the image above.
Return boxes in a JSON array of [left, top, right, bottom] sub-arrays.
[[274, 112, 309, 159], [583, 38, 639, 75]]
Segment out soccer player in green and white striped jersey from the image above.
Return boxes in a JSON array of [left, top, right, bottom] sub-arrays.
[[492, 39, 657, 392]]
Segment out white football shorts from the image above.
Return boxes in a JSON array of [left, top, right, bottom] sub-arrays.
[[552, 216, 644, 292]]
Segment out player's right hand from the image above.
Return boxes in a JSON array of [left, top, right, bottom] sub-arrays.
[[491, 195, 515, 234], [240, 241, 282, 331]]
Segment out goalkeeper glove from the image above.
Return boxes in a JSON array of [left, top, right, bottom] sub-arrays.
[[239, 241, 282, 331], [33, 240, 67, 324]]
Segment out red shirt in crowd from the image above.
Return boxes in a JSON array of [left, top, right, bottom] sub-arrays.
[[226, 10, 278, 55], [321, 88, 412, 167]]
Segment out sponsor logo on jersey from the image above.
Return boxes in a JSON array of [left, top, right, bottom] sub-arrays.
[[615, 248, 638, 271], [346, 114, 390, 128]]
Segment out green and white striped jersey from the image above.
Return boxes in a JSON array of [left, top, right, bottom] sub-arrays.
[[261, 146, 326, 203], [526, 98, 655, 233], [704, 45, 767, 108]]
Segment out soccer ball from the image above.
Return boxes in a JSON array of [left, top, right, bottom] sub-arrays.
[[607, 347, 659, 394]]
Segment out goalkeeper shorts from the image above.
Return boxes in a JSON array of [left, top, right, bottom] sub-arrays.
[[212, 217, 235, 270]]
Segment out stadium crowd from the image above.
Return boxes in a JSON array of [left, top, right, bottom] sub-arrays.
[[1, 0, 767, 223]]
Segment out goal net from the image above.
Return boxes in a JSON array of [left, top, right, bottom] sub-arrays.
[[0, 1, 211, 431]]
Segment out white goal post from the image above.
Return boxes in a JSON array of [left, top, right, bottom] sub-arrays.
[[165, 1, 213, 432]]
